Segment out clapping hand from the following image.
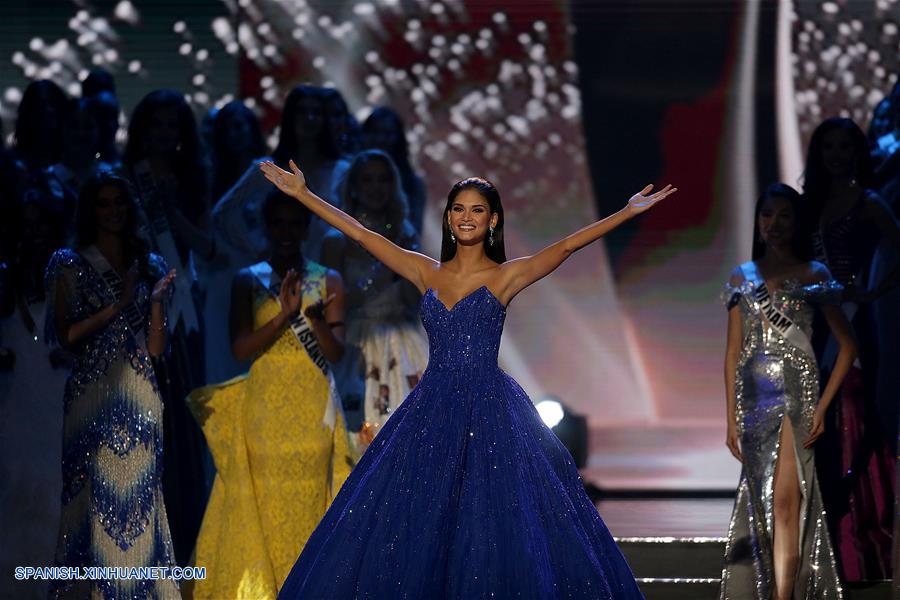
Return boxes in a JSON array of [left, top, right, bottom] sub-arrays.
[[304, 294, 336, 323], [626, 184, 677, 216], [118, 262, 141, 308], [278, 269, 304, 318], [260, 159, 308, 198], [151, 269, 177, 304]]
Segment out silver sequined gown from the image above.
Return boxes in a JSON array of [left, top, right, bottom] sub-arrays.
[[720, 271, 843, 600], [45, 249, 180, 600]]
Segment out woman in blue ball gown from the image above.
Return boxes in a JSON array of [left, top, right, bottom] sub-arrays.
[[261, 159, 676, 599]]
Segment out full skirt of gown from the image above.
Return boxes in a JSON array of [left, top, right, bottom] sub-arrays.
[[279, 286, 641, 599]]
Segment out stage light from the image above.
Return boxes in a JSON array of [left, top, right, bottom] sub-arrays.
[[536, 399, 564, 429], [535, 396, 589, 469]]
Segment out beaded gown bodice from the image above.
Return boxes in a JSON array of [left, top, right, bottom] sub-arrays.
[[420, 286, 504, 373], [729, 279, 831, 355]]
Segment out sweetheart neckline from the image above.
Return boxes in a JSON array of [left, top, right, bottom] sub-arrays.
[[424, 285, 506, 314]]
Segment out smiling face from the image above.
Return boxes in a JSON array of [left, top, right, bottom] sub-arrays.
[[265, 202, 309, 258], [757, 195, 795, 249], [94, 183, 130, 235], [447, 189, 498, 246]]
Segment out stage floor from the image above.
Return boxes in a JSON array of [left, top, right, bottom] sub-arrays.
[[597, 498, 732, 538], [582, 423, 740, 491]]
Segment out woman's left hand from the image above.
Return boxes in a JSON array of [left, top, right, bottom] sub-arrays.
[[151, 269, 177, 303], [626, 184, 677, 216], [304, 294, 336, 322], [803, 405, 827, 448]]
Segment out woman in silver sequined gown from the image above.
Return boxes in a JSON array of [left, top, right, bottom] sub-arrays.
[[720, 184, 856, 600]]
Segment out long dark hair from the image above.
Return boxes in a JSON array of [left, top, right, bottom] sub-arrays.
[[752, 182, 811, 261], [321, 87, 358, 156], [76, 173, 149, 276], [212, 100, 265, 200], [362, 107, 419, 192], [124, 89, 208, 222], [272, 85, 340, 166], [14, 80, 68, 170], [440, 177, 506, 263], [802, 117, 874, 223]]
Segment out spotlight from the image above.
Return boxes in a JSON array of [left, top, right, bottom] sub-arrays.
[[536, 398, 564, 428], [534, 396, 588, 468]]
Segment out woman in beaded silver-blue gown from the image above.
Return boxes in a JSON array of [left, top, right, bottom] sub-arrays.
[[45, 174, 180, 600], [720, 184, 854, 600], [260, 159, 677, 599]]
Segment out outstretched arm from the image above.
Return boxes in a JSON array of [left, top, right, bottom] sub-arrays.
[[260, 160, 436, 292], [498, 184, 676, 301]]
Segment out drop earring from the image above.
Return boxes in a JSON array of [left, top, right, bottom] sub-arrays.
[[488, 226, 495, 246], [449, 222, 456, 244]]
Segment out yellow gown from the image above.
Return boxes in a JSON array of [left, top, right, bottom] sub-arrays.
[[186, 261, 354, 599]]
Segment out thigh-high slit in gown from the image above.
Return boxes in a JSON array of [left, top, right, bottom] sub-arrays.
[[720, 265, 843, 599]]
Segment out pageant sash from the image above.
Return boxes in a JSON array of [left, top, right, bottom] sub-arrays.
[[741, 262, 816, 360], [248, 261, 342, 431], [81, 245, 148, 348], [132, 160, 200, 334]]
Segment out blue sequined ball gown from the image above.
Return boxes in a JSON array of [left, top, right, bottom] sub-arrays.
[[279, 286, 643, 599]]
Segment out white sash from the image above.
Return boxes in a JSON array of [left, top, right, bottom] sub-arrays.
[[132, 160, 200, 334], [249, 261, 342, 431], [741, 262, 816, 360], [80, 245, 148, 349]]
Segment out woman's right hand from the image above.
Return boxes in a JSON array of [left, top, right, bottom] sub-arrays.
[[118, 262, 140, 309], [277, 269, 303, 322], [726, 422, 743, 462], [260, 159, 308, 198]]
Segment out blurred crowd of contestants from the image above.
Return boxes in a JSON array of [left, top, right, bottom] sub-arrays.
[[0, 69, 897, 598]]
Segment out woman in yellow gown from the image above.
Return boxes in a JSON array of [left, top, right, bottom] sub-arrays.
[[187, 190, 354, 599]]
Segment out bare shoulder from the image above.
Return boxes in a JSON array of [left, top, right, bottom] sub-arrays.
[[325, 268, 344, 291], [728, 264, 746, 286]]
